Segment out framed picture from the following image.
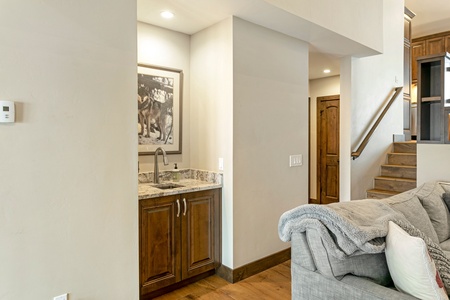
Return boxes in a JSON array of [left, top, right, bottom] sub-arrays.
[[137, 64, 183, 155]]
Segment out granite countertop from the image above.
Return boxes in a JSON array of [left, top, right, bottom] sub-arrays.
[[138, 169, 222, 200]]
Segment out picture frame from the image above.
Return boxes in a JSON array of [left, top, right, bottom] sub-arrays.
[[137, 64, 183, 155]]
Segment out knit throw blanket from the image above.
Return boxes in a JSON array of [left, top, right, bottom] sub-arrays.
[[278, 199, 450, 291]]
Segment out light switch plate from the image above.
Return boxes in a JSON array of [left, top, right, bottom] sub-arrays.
[[289, 154, 302, 167], [54, 293, 68, 300]]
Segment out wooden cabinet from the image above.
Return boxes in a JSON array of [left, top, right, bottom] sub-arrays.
[[426, 37, 446, 55], [412, 41, 425, 82], [417, 52, 450, 143], [139, 188, 221, 298], [412, 31, 450, 82]]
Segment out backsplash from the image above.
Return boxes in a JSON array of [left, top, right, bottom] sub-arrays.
[[138, 169, 223, 185]]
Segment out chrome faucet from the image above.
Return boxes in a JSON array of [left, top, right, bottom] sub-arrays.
[[154, 147, 169, 184]]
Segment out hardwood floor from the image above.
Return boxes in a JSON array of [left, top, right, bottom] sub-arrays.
[[154, 260, 291, 300]]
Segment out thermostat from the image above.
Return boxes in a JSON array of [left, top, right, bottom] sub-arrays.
[[0, 100, 15, 123]]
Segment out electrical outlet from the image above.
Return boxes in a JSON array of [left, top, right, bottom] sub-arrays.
[[289, 154, 303, 167], [54, 293, 68, 300]]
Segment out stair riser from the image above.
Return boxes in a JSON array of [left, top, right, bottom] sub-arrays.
[[367, 192, 394, 199], [380, 166, 417, 179], [393, 143, 417, 153], [387, 154, 417, 166], [374, 179, 416, 193]]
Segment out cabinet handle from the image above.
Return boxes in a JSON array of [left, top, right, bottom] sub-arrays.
[[176, 199, 180, 218], [183, 198, 187, 216]]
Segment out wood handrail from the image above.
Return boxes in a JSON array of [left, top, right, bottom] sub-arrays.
[[351, 87, 403, 160]]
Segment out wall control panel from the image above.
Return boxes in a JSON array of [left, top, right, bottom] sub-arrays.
[[0, 100, 15, 123]]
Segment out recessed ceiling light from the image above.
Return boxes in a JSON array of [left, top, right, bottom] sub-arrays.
[[160, 11, 174, 19], [323, 69, 331, 74]]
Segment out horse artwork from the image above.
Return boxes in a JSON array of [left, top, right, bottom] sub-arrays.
[[137, 64, 182, 155]]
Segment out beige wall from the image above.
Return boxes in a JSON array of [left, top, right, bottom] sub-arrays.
[[265, 0, 383, 53], [137, 22, 191, 172], [343, 0, 404, 199], [232, 18, 309, 267], [190, 17, 309, 269], [417, 144, 450, 184], [190, 18, 234, 266], [0, 1, 138, 299]]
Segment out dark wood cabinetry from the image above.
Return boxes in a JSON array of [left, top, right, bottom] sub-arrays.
[[417, 52, 450, 143], [139, 189, 221, 298], [412, 31, 450, 82]]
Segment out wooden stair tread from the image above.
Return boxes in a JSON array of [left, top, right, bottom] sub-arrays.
[[367, 189, 399, 195], [382, 164, 416, 169], [374, 176, 416, 182], [388, 152, 416, 156]]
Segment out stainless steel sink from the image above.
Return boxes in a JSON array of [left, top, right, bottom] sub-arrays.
[[152, 183, 184, 190]]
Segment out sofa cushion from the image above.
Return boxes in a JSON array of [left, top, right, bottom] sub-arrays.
[[416, 181, 450, 243], [441, 182, 450, 212], [385, 195, 439, 244], [385, 221, 449, 300]]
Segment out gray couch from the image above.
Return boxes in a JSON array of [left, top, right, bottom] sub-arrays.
[[284, 181, 450, 300]]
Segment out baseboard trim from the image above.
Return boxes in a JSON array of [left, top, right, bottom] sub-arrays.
[[217, 248, 291, 283]]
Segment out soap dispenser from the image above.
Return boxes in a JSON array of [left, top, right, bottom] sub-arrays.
[[172, 163, 180, 182]]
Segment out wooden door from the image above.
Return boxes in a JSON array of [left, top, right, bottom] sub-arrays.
[[139, 195, 181, 295], [182, 189, 221, 279], [317, 95, 340, 204]]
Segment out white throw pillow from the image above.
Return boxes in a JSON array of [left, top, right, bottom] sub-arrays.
[[385, 221, 448, 300]]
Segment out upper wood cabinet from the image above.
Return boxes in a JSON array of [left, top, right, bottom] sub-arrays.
[[426, 37, 445, 54], [412, 41, 425, 82], [412, 31, 450, 82]]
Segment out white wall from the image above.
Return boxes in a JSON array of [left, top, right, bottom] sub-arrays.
[[0, 1, 138, 300], [342, 0, 404, 199], [190, 17, 309, 269], [265, 0, 383, 53], [190, 18, 234, 267], [137, 22, 191, 172], [417, 144, 450, 184], [309, 76, 340, 200], [232, 18, 309, 268]]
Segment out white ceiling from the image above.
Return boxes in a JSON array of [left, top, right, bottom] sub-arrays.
[[138, 0, 450, 80], [405, 0, 450, 38]]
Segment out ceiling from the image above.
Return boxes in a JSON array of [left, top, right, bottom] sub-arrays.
[[138, 0, 450, 80]]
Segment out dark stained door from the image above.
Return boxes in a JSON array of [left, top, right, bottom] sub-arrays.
[[182, 189, 220, 279], [317, 95, 340, 204], [139, 195, 181, 295]]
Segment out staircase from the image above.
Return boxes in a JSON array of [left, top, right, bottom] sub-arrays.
[[367, 141, 417, 199]]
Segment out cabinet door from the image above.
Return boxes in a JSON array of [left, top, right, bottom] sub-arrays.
[[412, 41, 425, 82], [139, 195, 181, 295], [445, 35, 450, 53], [426, 37, 445, 55], [181, 189, 221, 279]]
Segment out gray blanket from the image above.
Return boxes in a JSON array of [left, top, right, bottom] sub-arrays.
[[278, 199, 407, 259]]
